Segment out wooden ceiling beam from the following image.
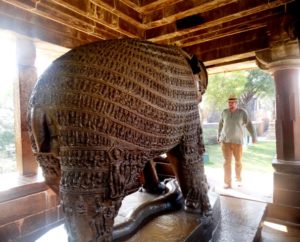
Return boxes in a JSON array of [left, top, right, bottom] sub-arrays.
[[2, 0, 143, 39], [122, 0, 173, 8], [184, 28, 269, 62], [0, 0, 297, 72], [143, 0, 236, 26], [164, 8, 283, 47], [205, 53, 256, 68], [39, 0, 142, 37], [179, 23, 267, 48], [121, 0, 182, 13], [89, 0, 142, 24], [0, 12, 97, 48], [146, 0, 292, 41]]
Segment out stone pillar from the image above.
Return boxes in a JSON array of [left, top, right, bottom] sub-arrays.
[[256, 40, 300, 207], [15, 37, 38, 175]]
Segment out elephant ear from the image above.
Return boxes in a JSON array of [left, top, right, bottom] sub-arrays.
[[179, 49, 208, 94], [197, 60, 208, 94], [188, 55, 208, 95], [188, 55, 201, 74]]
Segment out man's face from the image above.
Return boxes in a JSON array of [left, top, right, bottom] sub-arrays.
[[228, 100, 237, 111]]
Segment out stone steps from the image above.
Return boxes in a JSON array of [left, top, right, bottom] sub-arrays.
[[259, 203, 300, 242], [0, 183, 62, 242], [260, 221, 300, 242]]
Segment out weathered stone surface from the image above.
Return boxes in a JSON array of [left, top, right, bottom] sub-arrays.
[[0, 221, 21, 242], [0, 191, 52, 225], [28, 39, 210, 241], [0, 188, 61, 242]]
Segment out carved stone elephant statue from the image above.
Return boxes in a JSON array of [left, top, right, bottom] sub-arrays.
[[28, 39, 210, 242]]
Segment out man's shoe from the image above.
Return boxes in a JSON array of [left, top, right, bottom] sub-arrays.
[[236, 181, 242, 187], [223, 183, 231, 189]]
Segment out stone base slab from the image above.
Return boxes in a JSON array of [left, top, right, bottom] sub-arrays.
[[35, 179, 220, 242]]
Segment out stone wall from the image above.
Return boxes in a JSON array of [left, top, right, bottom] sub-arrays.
[[0, 184, 63, 242]]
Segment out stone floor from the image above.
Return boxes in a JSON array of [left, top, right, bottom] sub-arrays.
[[261, 222, 300, 242], [35, 186, 268, 242], [5, 164, 300, 242], [206, 167, 300, 242], [213, 196, 266, 242], [35, 183, 220, 242]]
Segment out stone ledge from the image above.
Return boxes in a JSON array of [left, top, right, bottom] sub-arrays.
[[0, 182, 48, 203]]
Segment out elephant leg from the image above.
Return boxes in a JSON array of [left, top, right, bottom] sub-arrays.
[[60, 159, 126, 242], [141, 160, 166, 194], [62, 191, 122, 242], [167, 141, 211, 215]]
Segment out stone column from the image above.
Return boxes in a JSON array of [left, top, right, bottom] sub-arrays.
[[256, 40, 300, 207], [15, 37, 38, 175]]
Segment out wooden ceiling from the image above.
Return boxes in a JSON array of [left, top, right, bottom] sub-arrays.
[[0, 0, 298, 73]]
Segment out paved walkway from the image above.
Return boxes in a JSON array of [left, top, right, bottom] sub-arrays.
[[205, 167, 273, 203]]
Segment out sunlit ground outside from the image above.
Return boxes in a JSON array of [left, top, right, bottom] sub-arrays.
[[0, 31, 17, 174], [0, 30, 61, 175], [204, 136, 276, 202]]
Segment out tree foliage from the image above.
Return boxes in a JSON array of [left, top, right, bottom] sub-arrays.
[[0, 81, 15, 150], [203, 71, 247, 112], [201, 69, 274, 122], [239, 69, 274, 108]]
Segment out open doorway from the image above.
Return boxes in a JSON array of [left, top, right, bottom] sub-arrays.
[[201, 69, 276, 203], [0, 30, 17, 174], [0, 29, 69, 190]]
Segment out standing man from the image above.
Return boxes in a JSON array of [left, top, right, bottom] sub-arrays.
[[217, 95, 257, 189]]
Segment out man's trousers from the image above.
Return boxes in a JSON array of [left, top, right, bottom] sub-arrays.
[[221, 142, 243, 186]]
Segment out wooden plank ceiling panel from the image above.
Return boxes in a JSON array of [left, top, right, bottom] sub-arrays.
[[0, 0, 298, 71], [145, 0, 290, 41]]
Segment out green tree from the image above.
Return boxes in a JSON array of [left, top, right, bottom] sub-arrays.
[[0, 81, 15, 150], [203, 71, 247, 111], [239, 69, 274, 108], [201, 69, 274, 122]]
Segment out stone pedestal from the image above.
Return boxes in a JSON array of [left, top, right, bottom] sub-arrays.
[[35, 180, 221, 242], [256, 40, 300, 208]]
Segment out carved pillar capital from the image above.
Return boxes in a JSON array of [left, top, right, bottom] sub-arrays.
[[255, 40, 300, 72]]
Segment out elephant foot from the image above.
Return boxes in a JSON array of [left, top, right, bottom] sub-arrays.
[[184, 197, 202, 214], [184, 198, 212, 216], [184, 188, 212, 216]]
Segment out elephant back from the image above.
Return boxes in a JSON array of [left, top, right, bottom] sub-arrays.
[[29, 39, 200, 154]]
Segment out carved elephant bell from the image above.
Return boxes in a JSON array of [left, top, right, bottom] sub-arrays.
[[28, 39, 211, 242]]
